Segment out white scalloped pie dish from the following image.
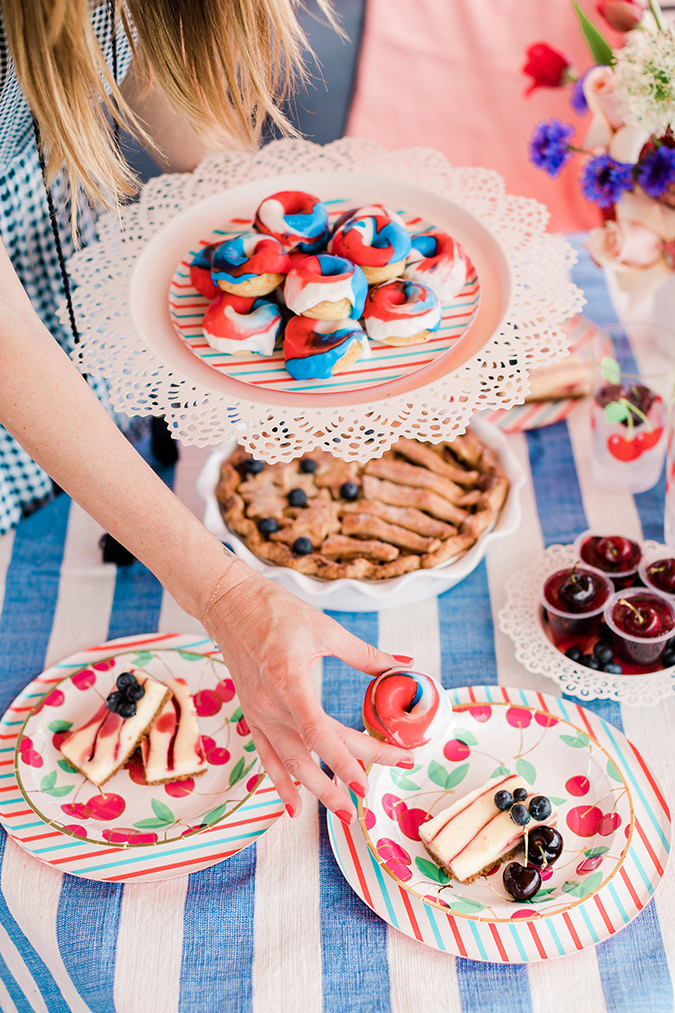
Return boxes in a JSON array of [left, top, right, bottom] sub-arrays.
[[197, 417, 524, 611]]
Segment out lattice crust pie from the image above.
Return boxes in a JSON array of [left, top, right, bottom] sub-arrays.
[[216, 431, 509, 580]]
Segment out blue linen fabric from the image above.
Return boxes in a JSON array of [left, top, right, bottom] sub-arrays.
[[0, 241, 672, 1011]]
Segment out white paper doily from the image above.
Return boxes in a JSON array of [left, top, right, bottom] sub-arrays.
[[498, 542, 675, 706], [65, 138, 584, 462]]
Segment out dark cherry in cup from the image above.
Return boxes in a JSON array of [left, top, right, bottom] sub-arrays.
[[604, 588, 675, 672], [541, 566, 613, 653], [639, 552, 675, 597], [573, 532, 642, 590]]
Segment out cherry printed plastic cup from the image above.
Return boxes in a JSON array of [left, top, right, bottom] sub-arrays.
[[540, 566, 613, 653], [604, 588, 675, 672], [590, 328, 667, 494], [573, 530, 642, 591], [639, 550, 675, 599]]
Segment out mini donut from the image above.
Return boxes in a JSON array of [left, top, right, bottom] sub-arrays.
[[211, 233, 291, 297], [404, 230, 468, 301], [202, 292, 283, 357], [254, 191, 330, 252], [328, 205, 412, 284], [362, 669, 450, 749], [362, 279, 441, 346], [284, 253, 368, 321], [189, 242, 220, 299], [284, 316, 369, 380]]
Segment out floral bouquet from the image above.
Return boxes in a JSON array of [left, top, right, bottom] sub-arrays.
[[525, 0, 675, 309]]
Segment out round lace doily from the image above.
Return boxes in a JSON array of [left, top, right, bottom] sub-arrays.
[[498, 542, 675, 706], [65, 138, 584, 461]]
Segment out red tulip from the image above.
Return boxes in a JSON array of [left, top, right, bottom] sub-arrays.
[[523, 43, 573, 95], [597, 0, 646, 31]]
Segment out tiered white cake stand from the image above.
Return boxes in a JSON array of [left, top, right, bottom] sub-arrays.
[[64, 138, 584, 462]]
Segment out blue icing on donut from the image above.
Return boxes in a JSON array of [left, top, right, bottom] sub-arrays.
[[315, 254, 368, 319], [211, 234, 289, 286], [410, 234, 439, 258], [284, 318, 366, 380]]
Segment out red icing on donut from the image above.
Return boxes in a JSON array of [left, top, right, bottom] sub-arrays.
[[363, 672, 440, 748]]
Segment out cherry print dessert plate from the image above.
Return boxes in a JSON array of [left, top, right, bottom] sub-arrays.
[[327, 685, 670, 962], [499, 541, 675, 706], [0, 634, 285, 882]]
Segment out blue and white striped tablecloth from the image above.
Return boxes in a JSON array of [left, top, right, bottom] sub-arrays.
[[0, 238, 673, 1012]]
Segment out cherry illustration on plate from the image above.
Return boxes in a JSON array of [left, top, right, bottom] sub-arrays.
[[467, 705, 491, 722], [102, 827, 158, 845], [193, 690, 221, 717], [236, 717, 250, 737], [63, 824, 87, 838], [43, 689, 65, 708], [216, 679, 236, 703], [72, 669, 96, 691], [566, 804, 602, 837], [61, 802, 91, 819], [598, 812, 621, 836], [443, 739, 470, 762], [382, 793, 407, 821], [506, 707, 532, 729], [206, 747, 230, 766], [246, 773, 265, 793], [566, 775, 590, 797], [165, 778, 195, 798], [577, 856, 603, 875], [86, 793, 125, 820], [397, 807, 429, 841], [534, 711, 559, 727]]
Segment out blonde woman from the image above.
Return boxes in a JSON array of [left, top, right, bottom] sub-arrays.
[[0, 1, 414, 824]]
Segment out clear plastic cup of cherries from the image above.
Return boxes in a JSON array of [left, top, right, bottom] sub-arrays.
[[541, 532, 675, 674]]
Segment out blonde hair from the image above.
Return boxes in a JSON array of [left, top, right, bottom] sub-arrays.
[[3, 0, 326, 221]]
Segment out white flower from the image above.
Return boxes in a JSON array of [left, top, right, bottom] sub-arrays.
[[613, 28, 675, 137]]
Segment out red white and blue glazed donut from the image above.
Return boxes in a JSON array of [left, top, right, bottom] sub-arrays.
[[254, 191, 330, 252], [211, 233, 291, 297], [283, 316, 369, 380], [284, 253, 368, 320], [362, 669, 450, 749], [404, 230, 468, 301], [328, 205, 412, 283], [201, 292, 284, 357], [362, 279, 441, 346], [189, 243, 221, 299]]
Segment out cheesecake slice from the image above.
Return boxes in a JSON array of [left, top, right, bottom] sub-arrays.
[[60, 673, 171, 787], [140, 677, 208, 784], [419, 773, 557, 884]]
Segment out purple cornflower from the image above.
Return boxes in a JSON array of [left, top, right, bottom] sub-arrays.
[[570, 70, 591, 115], [580, 154, 635, 208], [529, 119, 575, 177], [636, 146, 675, 198]]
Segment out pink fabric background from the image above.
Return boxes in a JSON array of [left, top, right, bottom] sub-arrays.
[[346, 0, 623, 231]]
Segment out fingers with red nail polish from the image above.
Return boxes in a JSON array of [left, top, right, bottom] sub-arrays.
[[392, 654, 414, 664]]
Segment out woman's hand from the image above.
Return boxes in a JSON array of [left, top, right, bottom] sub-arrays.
[[205, 565, 415, 823]]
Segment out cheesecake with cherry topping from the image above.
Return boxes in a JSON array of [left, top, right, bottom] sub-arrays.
[[60, 670, 171, 787], [419, 773, 557, 884], [141, 678, 208, 784]]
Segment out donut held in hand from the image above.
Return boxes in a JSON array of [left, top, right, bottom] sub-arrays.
[[211, 233, 291, 297], [363, 669, 450, 749], [254, 191, 330, 252], [284, 316, 369, 380], [284, 253, 368, 321], [363, 279, 441, 346]]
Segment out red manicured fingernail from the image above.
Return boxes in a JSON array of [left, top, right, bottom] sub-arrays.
[[285, 804, 296, 818], [393, 655, 414, 664], [349, 781, 366, 798], [396, 758, 415, 769], [335, 809, 354, 826]]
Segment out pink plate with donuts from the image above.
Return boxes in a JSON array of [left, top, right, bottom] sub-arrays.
[[129, 172, 510, 408], [326, 677, 670, 961], [168, 193, 478, 394]]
